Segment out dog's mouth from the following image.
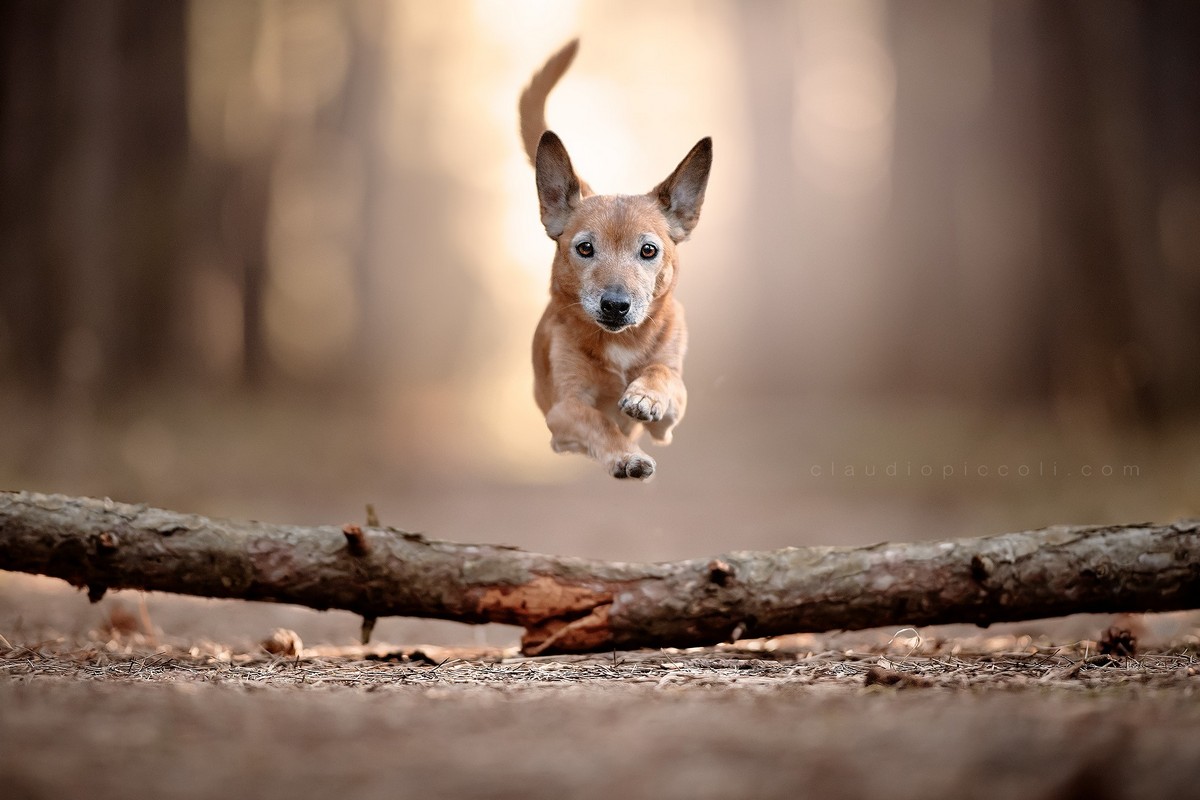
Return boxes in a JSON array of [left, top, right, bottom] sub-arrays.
[[597, 317, 630, 332]]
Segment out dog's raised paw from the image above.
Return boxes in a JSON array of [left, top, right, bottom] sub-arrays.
[[611, 453, 656, 480], [619, 391, 666, 423]]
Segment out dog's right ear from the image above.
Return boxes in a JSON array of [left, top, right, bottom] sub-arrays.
[[651, 137, 712, 242], [535, 131, 581, 239]]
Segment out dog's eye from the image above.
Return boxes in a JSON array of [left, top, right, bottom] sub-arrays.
[[640, 243, 658, 260], [575, 241, 594, 258]]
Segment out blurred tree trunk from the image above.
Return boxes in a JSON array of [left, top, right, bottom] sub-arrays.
[[1115, 1, 1200, 418], [1026, 1, 1200, 423], [232, 166, 270, 388], [0, 3, 65, 394], [1028, 1, 1147, 420], [0, 0, 189, 399], [880, 1, 1200, 422]]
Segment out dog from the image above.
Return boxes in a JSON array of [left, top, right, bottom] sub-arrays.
[[519, 39, 712, 481]]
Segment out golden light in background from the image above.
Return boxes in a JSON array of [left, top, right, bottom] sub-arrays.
[[265, 239, 358, 376], [185, 1, 747, 480], [370, 1, 587, 481], [252, 0, 350, 118], [269, 133, 365, 249], [539, 75, 642, 192], [471, 0, 579, 44], [187, 0, 268, 161], [221, 74, 280, 160], [187, 0, 364, 381], [369, 1, 743, 480], [472, 2, 741, 479], [792, 0, 895, 198], [253, 2, 361, 379]]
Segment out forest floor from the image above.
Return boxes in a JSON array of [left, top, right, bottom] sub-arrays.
[[3, 592, 1200, 800]]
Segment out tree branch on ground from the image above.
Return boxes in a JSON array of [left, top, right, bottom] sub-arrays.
[[1, 491, 1197, 655]]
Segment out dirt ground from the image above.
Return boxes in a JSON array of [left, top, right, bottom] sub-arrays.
[[3, 640, 1200, 800], [3, 576, 1200, 800]]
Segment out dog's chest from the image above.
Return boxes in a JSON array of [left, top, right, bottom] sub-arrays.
[[604, 342, 642, 383]]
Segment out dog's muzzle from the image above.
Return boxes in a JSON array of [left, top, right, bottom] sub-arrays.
[[597, 288, 632, 331]]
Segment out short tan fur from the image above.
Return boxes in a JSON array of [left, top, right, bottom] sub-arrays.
[[520, 39, 712, 480]]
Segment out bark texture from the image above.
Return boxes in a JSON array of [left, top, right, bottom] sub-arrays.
[[1, 491, 1198, 655]]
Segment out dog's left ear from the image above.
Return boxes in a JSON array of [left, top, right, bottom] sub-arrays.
[[650, 137, 712, 242]]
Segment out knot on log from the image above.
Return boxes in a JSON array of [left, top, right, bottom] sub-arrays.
[[95, 531, 119, 553], [707, 559, 734, 586], [1082, 562, 1113, 580], [970, 554, 992, 583], [342, 524, 370, 556]]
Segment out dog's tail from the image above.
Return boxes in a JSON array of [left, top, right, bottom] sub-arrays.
[[519, 38, 579, 168]]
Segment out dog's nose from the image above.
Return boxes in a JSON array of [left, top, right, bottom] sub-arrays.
[[600, 290, 631, 318]]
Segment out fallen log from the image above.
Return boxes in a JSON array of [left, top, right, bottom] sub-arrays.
[[1, 491, 1197, 655]]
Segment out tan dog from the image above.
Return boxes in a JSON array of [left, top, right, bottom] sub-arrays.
[[519, 40, 712, 480]]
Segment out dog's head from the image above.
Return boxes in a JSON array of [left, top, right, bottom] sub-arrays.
[[535, 132, 712, 332]]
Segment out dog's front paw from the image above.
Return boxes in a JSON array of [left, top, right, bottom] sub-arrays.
[[619, 389, 667, 423], [610, 452, 656, 480]]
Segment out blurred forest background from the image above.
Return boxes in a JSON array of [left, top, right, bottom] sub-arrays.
[[1, 1, 1198, 645]]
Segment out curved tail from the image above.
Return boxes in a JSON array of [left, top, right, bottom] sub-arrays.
[[519, 38, 579, 168]]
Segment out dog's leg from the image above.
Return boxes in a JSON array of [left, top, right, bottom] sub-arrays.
[[546, 398, 656, 479], [618, 364, 687, 444]]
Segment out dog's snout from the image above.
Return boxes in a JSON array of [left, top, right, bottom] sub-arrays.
[[600, 289, 631, 318]]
